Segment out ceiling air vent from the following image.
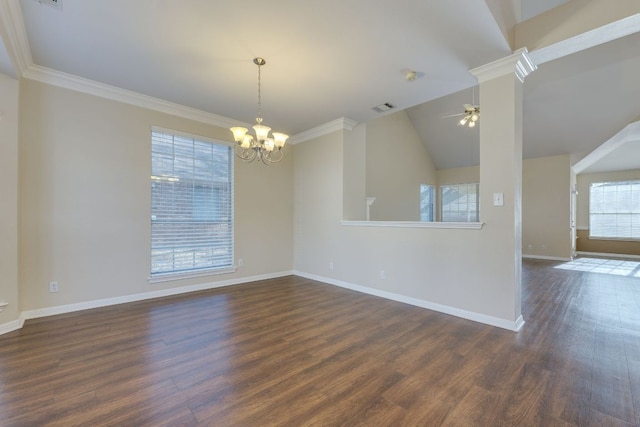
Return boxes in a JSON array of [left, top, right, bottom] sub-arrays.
[[372, 102, 395, 113], [34, 0, 62, 10]]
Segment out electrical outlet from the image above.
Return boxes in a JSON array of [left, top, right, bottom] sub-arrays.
[[379, 270, 386, 280], [237, 258, 244, 267], [329, 262, 334, 270], [49, 281, 59, 293]]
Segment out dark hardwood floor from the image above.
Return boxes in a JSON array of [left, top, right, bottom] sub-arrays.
[[1, 258, 639, 426]]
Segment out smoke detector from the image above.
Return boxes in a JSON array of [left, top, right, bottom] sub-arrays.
[[33, 0, 62, 10]]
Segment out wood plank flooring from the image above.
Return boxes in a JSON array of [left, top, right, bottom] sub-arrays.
[[1, 258, 639, 426]]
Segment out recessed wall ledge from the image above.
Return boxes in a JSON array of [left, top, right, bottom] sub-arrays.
[[341, 220, 484, 229]]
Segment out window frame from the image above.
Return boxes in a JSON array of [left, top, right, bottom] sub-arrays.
[[149, 127, 235, 283], [589, 179, 640, 241], [420, 184, 436, 222], [440, 182, 480, 223]]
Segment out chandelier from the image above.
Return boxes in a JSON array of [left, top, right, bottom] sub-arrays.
[[230, 58, 288, 164]]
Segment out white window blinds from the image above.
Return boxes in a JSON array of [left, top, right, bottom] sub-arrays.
[[590, 180, 640, 240], [151, 130, 233, 276], [441, 183, 479, 222], [420, 184, 435, 222]]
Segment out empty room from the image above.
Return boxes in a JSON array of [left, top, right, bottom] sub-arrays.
[[1, 0, 639, 425]]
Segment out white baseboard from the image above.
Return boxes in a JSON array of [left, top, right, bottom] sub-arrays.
[[576, 251, 640, 260], [3, 269, 529, 336], [293, 271, 524, 332], [522, 254, 571, 262], [9, 271, 293, 331], [0, 318, 24, 336]]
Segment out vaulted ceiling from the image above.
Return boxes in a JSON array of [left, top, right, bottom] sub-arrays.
[[1, 0, 639, 173]]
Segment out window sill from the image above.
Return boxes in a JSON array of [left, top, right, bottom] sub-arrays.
[[148, 266, 237, 284], [588, 236, 640, 242], [341, 220, 484, 230]]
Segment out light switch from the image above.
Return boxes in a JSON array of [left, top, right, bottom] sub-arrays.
[[493, 192, 504, 206]]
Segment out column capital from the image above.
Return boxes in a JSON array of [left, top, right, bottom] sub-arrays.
[[470, 48, 537, 84]]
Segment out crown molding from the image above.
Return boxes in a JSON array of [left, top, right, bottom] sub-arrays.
[[21, 64, 358, 139], [528, 13, 640, 66], [0, 0, 34, 76], [470, 48, 537, 84], [572, 119, 640, 174], [22, 64, 244, 129], [289, 117, 358, 145]]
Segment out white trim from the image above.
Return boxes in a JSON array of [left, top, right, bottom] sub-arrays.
[[588, 236, 640, 243], [294, 271, 524, 332], [514, 316, 525, 331], [576, 251, 640, 260], [16, 271, 293, 327], [341, 220, 484, 230], [22, 65, 243, 130], [149, 266, 237, 284], [529, 14, 640, 66], [572, 120, 640, 174], [0, 0, 33, 77], [0, 319, 23, 336], [522, 254, 572, 262], [288, 117, 358, 145], [470, 48, 537, 84], [20, 65, 358, 145], [151, 126, 234, 148], [0, 302, 8, 312]]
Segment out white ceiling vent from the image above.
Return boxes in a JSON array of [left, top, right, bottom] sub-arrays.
[[34, 0, 62, 10], [372, 102, 395, 113]]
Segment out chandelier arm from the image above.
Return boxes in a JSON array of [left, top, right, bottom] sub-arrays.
[[235, 145, 258, 162], [264, 149, 284, 163]]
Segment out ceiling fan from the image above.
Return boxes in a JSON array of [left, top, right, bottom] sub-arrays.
[[441, 104, 480, 128], [441, 86, 480, 128], [459, 104, 480, 127]]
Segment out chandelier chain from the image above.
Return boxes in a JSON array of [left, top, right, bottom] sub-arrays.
[[257, 62, 262, 122]]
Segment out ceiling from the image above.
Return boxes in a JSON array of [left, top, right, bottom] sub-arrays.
[[2, 0, 639, 173], [0, 36, 15, 77], [407, 30, 640, 171]]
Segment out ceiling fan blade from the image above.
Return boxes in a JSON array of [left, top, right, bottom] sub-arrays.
[[440, 112, 464, 118]]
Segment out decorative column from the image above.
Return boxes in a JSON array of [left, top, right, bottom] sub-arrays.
[[470, 48, 536, 328]]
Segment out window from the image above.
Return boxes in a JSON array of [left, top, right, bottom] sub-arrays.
[[589, 180, 640, 240], [151, 129, 234, 278], [441, 183, 479, 222], [420, 184, 435, 221]]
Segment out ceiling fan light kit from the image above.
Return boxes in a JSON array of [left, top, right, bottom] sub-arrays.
[[458, 104, 480, 128]]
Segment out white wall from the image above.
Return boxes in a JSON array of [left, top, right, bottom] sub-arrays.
[[433, 157, 572, 260], [343, 123, 367, 220], [365, 111, 437, 221], [18, 79, 293, 313], [437, 166, 480, 186], [522, 155, 572, 259], [0, 72, 19, 326], [294, 129, 522, 330]]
